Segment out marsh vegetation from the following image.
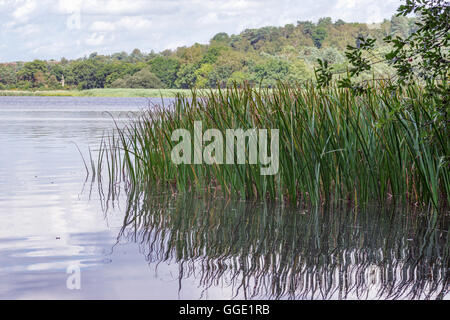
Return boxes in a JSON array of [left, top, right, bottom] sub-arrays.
[[94, 82, 448, 209]]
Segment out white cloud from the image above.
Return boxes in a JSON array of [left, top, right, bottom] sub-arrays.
[[56, 0, 152, 15], [332, 0, 402, 23], [118, 16, 152, 30], [14, 23, 40, 35], [90, 21, 116, 31], [90, 16, 152, 32], [85, 33, 106, 46], [56, 0, 84, 14], [12, 0, 37, 22]]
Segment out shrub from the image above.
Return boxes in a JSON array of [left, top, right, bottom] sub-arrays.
[[110, 68, 163, 88]]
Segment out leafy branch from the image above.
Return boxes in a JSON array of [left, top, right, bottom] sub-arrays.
[[315, 0, 449, 126]]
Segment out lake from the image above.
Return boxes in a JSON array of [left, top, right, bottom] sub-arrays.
[[0, 96, 448, 300]]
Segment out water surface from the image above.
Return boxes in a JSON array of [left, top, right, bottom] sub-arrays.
[[0, 96, 448, 299]]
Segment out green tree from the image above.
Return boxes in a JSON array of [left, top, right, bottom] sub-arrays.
[[111, 68, 163, 88], [69, 60, 103, 89], [335, 19, 346, 27], [211, 32, 230, 44], [195, 63, 214, 88], [252, 58, 289, 87], [111, 51, 129, 61], [175, 63, 198, 88], [201, 46, 226, 64], [227, 71, 251, 86], [130, 48, 145, 62], [17, 60, 47, 85], [312, 27, 328, 48], [287, 60, 313, 83], [0, 64, 18, 88], [148, 56, 180, 88]]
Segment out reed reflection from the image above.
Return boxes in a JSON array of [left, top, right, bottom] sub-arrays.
[[108, 190, 448, 300]]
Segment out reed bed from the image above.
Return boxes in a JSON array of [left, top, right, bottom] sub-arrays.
[[96, 81, 449, 208]]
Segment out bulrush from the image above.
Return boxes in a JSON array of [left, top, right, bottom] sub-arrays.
[[95, 81, 449, 209]]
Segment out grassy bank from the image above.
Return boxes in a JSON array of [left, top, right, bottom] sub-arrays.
[[0, 88, 194, 97], [96, 82, 449, 208]]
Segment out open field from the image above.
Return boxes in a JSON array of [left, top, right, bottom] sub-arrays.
[[0, 88, 197, 97]]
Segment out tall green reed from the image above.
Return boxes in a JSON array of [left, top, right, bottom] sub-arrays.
[[96, 81, 449, 208]]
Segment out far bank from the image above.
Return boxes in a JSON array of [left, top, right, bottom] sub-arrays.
[[0, 88, 197, 98]]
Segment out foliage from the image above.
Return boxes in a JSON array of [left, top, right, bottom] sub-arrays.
[[251, 58, 290, 87], [110, 68, 163, 89], [148, 57, 180, 88], [316, 0, 449, 127], [69, 59, 103, 89], [174, 63, 198, 89]]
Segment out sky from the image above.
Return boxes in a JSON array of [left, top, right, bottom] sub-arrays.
[[0, 0, 403, 62]]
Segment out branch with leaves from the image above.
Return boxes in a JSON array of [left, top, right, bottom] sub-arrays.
[[315, 0, 449, 127]]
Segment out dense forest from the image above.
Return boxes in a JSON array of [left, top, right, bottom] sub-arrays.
[[0, 15, 418, 90]]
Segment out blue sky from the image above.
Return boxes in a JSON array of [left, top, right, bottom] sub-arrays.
[[0, 0, 402, 62]]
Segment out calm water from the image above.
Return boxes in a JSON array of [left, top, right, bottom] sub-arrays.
[[0, 96, 448, 300]]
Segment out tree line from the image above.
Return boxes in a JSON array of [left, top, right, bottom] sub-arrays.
[[0, 15, 418, 90]]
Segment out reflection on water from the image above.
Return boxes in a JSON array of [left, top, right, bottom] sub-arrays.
[[110, 189, 449, 300], [0, 96, 448, 300]]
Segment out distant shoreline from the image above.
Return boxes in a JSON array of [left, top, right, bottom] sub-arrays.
[[0, 88, 195, 98]]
